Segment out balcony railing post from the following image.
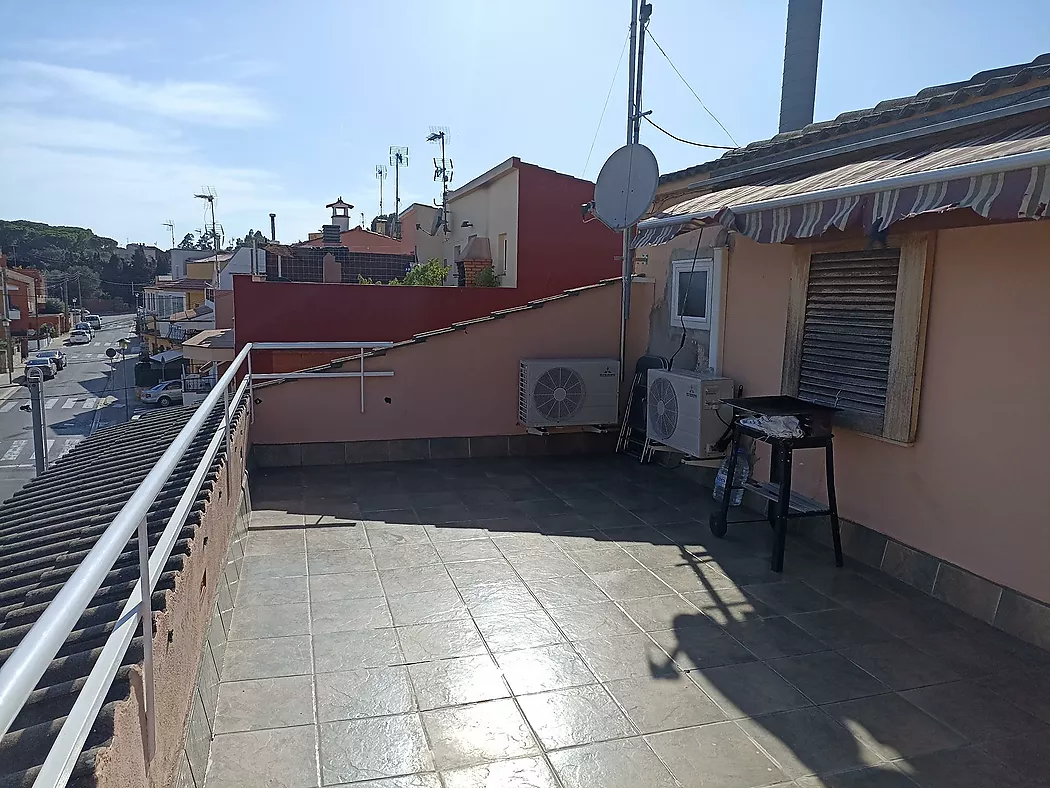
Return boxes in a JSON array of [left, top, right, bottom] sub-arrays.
[[247, 352, 254, 423], [137, 514, 156, 765]]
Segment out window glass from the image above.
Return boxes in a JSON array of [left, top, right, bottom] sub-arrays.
[[676, 269, 708, 319]]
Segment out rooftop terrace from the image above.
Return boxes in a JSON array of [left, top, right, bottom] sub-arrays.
[[196, 455, 1050, 788]]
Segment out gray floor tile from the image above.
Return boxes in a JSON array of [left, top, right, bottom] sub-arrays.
[[408, 655, 510, 710], [839, 641, 963, 691], [575, 633, 672, 681], [250, 510, 308, 529], [589, 568, 675, 600], [822, 694, 968, 759], [426, 524, 494, 542], [901, 680, 1047, 743], [340, 775, 441, 788], [490, 531, 558, 556], [433, 538, 503, 563], [245, 530, 306, 556], [311, 598, 392, 634], [206, 725, 318, 788], [903, 744, 1033, 788], [320, 714, 433, 784], [795, 763, 919, 787], [440, 757, 558, 788], [518, 684, 636, 749], [803, 572, 903, 608], [380, 565, 456, 596], [685, 587, 778, 626], [241, 552, 309, 581], [645, 720, 788, 788], [545, 531, 607, 552], [397, 620, 487, 662], [746, 580, 840, 615], [222, 635, 312, 681], [422, 699, 538, 770], [235, 575, 310, 607], [979, 667, 1050, 725], [495, 643, 596, 695], [853, 599, 961, 640], [214, 675, 314, 734], [549, 737, 680, 788], [567, 546, 644, 574], [474, 610, 564, 652], [688, 661, 812, 719], [316, 666, 416, 722], [650, 564, 739, 594], [605, 673, 726, 733], [526, 575, 609, 607], [768, 651, 890, 705], [388, 589, 470, 626], [650, 625, 757, 672], [737, 707, 883, 779], [308, 548, 376, 576], [459, 581, 544, 617], [979, 728, 1050, 786], [372, 544, 442, 571], [229, 602, 311, 641], [790, 609, 898, 649], [314, 628, 403, 672], [907, 631, 1032, 678], [309, 571, 384, 602], [505, 552, 589, 580], [547, 601, 644, 640], [723, 616, 829, 659], [446, 559, 519, 588]]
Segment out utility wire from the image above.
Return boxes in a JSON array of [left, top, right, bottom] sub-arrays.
[[583, 32, 631, 178], [645, 28, 740, 147], [642, 115, 737, 150]]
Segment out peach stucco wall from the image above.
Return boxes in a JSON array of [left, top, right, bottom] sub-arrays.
[[721, 223, 1050, 603], [251, 281, 653, 445]]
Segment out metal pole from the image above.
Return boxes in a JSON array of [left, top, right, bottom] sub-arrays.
[[247, 352, 254, 423], [619, 0, 640, 379], [123, 350, 132, 423], [136, 514, 156, 765], [1, 265, 11, 385], [633, 3, 650, 144], [394, 159, 401, 239], [359, 350, 365, 414], [29, 373, 47, 474]]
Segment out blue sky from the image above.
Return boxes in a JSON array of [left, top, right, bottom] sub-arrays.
[[1, 0, 1047, 246]]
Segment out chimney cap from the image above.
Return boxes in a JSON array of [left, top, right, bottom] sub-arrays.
[[326, 196, 354, 210]]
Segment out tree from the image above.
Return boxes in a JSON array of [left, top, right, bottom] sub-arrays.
[[231, 229, 268, 248], [358, 258, 450, 286], [177, 233, 196, 249], [41, 297, 65, 314], [66, 264, 102, 301]]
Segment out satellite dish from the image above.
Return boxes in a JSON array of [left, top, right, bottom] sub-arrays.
[[592, 144, 659, 230]]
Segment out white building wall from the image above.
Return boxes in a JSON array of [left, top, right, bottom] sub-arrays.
[[444, 166, 519, 287]]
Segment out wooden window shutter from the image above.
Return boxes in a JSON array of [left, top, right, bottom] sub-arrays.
[[783, 233, 934, 443]]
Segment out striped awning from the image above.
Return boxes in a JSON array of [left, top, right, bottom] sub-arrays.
[[635, 122, 1050, 247]]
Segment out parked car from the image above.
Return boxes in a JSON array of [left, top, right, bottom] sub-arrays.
[[140, 379, 183, 407], [68, 330, 91, 345], [85, 314, 102, 330], [23, 357, 56, 381], [75, 322, 94, 338], [34, 349, 66, 370]]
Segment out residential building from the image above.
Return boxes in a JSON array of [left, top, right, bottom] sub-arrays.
[[399, 202, 442, 264], [263, 243, 412, 285], [114, 242, 162, 263], [140, 278, 212, 354]]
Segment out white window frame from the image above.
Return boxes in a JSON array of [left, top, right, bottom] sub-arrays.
[[670, 257, 715, 330]]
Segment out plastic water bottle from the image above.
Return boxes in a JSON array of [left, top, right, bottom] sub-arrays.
[[713, 445, 750, 507]]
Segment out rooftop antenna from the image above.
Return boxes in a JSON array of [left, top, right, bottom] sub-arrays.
[[375, 164, 388, 216], [162, 220, 175, 249], [193, 187, 219, 286], [426, 126, 452, 235], [389, 146, 409, 239]]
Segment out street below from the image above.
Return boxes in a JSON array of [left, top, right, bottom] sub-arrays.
[[0, 314, 146, 503]]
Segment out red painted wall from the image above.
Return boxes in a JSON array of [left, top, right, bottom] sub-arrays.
[[514, 161, 621, 298], [299, 228, 411, 254]]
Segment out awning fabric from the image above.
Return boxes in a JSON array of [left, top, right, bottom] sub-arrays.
[[636, 122, 1050, 247]]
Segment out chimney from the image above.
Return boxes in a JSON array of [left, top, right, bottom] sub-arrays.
[[269, 213, 276, 241], [778, 0, 822, 134], [321, 225, 341, 246]]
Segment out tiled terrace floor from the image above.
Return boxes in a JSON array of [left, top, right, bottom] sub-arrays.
[[206, 456, 1050, 788]]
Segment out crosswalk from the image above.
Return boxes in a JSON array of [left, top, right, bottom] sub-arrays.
[[0, 437, 83, 467], [0, 397, 99, 413]]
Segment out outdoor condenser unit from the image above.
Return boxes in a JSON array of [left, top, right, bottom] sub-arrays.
[[519, 359, 620, 428], [646, 370, 734, 459]]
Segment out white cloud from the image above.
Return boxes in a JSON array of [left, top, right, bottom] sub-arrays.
[[1, 61, 271, 126], [0, 108, 188, 155], [20, 38, 138, 58]]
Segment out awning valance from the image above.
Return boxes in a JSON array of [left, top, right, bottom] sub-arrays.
[[636, 122, 1050, 247]]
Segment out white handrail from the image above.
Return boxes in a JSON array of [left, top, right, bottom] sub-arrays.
[[0, 343, 252, 740], [32, 375, 250, 787]]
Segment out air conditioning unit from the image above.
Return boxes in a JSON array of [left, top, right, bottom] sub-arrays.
[[519, 359, 620, 428], [646, 370, 734, 459]]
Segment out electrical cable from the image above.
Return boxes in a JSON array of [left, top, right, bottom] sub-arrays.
[[645, 28, 740, 147], [642, 115, 736, 150], [583, 31, 631, 178]]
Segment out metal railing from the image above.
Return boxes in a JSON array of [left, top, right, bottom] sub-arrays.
[[0, 341, 393, 788]]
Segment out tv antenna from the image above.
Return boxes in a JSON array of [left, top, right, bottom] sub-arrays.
[[375, 164, 388, 216], [193, 188, 220, 285], [389, 146, 409, 239], [427, 126, 452, 235], [162, 220, 175, 249]]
